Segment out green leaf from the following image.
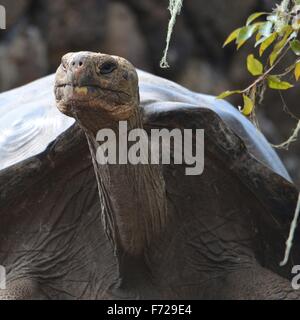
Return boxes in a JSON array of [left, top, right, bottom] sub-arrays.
[[247, 54, 263, 76], [259, 32, 277, 56], [259, 21, 273, 38], [255, 22, 274, 47], [217, 90, 241, 99], [267, 75, 294, 90], [291, 40, 300, 56], [246, 12, 268, 26], [292, 15, 300, 30], [236, 25, 258, 49], [295, 62, 300, 81], [223, 28, 241, 47], [269, 50, 280, 67], [256, 32, 262, 42], [241, 95, 254, 116], [269, 26, 294, 66]]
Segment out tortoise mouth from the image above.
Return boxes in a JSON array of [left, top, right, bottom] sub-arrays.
[[55, 83, 131, 104], [55, 83, 130, 96]]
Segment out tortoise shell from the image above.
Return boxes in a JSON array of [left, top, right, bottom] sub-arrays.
[[0, 69, 298, 299]]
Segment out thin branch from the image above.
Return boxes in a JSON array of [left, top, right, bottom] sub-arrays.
[[280, 193, 300, 266], [272, 119, 300, 149], [160, 0, 183, 68], [242, 46, 290, 94]]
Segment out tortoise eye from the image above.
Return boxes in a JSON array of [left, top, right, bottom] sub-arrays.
[[99, 61, 117, 75]]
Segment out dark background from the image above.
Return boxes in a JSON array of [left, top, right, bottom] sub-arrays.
[[0, 0, 299, 186]]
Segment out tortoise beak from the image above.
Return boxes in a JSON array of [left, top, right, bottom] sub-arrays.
[[66, 53, 94, 87]]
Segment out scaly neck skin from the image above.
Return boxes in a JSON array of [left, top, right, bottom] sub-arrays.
[[82, 107, 168, 260]]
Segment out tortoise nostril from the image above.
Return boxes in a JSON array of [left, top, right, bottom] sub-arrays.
[[71, 60, 84, 68]]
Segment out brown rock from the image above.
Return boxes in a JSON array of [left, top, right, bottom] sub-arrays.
[[37, 0, 108, 69], [184, 0, 257, 60], [178, 58, 228, 96], [123, 0, 194, 76], [0, 0, 30, 28], [0, 24, 48, 91], [102, 2, 149, 70]]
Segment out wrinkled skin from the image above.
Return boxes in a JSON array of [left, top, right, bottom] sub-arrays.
[[55, 52, 140, 133], [0, 52, 300, 299], [55, 52, 167, 257]]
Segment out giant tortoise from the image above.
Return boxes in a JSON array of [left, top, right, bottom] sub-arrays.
[[0, 51, 299, 300]]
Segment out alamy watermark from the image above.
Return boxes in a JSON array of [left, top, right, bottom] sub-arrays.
[[95, 121, 205, 175], [292, 265, 300, 290], [0, 265, 6, 290], [0, 5, 6, 30]]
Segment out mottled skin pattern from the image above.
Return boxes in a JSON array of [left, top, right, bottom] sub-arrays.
[[55, 52, 167, 257], [0, 52, 299, 299]]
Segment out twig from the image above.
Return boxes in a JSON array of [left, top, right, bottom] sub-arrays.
[[272, 119, 300, 149], [280, 193, 300, 266], [242, 45, 290, 94], [160, 0, 183, 68]]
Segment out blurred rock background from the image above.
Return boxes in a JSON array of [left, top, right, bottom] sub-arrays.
[[0, 0, 299, 186]]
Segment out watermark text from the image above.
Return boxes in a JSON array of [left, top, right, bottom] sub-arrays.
[[0, 265, 6, 290], [0, 5, 6, 30], [96, 121, 205, 175]]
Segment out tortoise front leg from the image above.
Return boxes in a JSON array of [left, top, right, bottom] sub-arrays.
[[0, 278, 43, 300], [220, 262, 300, 300]]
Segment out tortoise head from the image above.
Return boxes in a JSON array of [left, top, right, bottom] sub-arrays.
[[55, 51, 139, 132]]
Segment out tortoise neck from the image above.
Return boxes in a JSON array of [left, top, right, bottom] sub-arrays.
[[84, 111, 168, 258]]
